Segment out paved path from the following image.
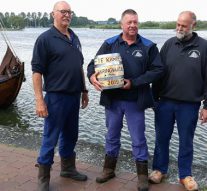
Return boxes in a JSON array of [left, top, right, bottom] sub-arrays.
[[0, 144, 186, 191]]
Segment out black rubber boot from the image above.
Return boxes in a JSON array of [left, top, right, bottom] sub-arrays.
[[36, 164, 51, 191], [136, 161, 149, 191], [60, 156, 87, 181], [96, 155, 117, 183]]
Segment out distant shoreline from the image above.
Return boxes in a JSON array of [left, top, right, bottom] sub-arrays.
[[3, 26, 207, 31], [1, 10, 206, 30], [1, 21, 207, 31]]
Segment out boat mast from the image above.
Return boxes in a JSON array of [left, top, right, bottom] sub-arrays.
[[0, 15, 18, 58]]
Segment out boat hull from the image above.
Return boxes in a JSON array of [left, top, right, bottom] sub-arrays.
[[0, 46, 24, 108]]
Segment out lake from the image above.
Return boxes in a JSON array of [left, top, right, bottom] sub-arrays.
[[0, 28, 207, 168]]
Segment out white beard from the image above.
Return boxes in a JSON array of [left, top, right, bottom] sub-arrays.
[[176, 32, 185, 40], [176, 29, 193, 41]]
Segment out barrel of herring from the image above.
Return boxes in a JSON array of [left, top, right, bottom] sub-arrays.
[[94, 53, 124, 90]]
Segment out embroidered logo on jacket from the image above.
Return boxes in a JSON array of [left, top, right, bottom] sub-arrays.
[[77, 44, 82, 52], [132, 50, 143, 57], [188, 50, 200, 58]]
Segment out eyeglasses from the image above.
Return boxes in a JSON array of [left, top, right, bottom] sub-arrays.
[[56, 9, 73, 16]]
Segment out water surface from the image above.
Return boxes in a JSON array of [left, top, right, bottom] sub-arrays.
[[0, 28, 207, 170]]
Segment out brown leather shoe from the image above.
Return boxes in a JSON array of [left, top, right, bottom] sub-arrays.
[[149, 170, 167, 184], [180, 176, 198, 191]]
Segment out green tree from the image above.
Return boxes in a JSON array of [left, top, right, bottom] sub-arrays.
[[139, 21, 159, 28], [107, 18, 117, 24], [31, 12, 37, 27], [26, 12, 32, 27], [4, 12, 10, 27], [19, 12, 27, 27], [159, 21, 176, 29], [11, 16, 25, 29], [196, 20, 207, 30], [41, 12, 50, 27], [37, 12, 42, 27], [0, 12, 6, 27]]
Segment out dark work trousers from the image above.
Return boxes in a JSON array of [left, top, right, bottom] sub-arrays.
[[105, 100, 148, 161], [37, 92, 81, 165], [152, 99, 200, 179]]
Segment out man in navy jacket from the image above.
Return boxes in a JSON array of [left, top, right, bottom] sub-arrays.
[[31, 1, 88, 190], [87, 9, 164, 191]]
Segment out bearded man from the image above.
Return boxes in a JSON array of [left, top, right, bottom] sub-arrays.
[[149, 11, 207, 191]]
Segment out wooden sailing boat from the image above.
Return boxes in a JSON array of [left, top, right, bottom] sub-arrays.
[[0, 19, 24, 108]]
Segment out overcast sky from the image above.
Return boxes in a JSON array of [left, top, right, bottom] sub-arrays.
[[0, 0, 206, 21]]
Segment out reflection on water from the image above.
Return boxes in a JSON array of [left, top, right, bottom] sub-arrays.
[[0, 28, 207, 168]]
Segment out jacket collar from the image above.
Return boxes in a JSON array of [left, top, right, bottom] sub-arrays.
[[174, 32, 199, 47], [118, 33, 141, 46], [50, 26, 75, 43]]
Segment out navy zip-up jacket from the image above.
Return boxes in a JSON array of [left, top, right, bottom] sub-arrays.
[[87, 33, 165, 110], [32, 26, 84, 94]]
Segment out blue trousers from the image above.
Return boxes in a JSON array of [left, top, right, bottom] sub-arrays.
[[105, 100, 148, 161], [152, 99, 200, 179], [37, 92, 80, 165]]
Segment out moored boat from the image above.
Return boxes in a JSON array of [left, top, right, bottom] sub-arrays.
[[0, 19, 24, 108]]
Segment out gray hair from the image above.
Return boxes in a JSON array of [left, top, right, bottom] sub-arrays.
[[53, 1, 69, 11], [179, 11, 197, 25], [121, 9, 137, 20]]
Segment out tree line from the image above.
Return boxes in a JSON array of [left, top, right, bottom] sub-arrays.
[[0, 11, 97, 29], [0, 12, 206, 30]]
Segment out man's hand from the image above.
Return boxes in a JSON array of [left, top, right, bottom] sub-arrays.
[[90, 72, 103, 91], [121, 79, 131, 90], [199, 108, 207, 124], [35, 98, 48, 118], [81, 92, 89, 109]]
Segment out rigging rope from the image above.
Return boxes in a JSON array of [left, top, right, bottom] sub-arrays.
[[0, 15, 18, 58]]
